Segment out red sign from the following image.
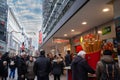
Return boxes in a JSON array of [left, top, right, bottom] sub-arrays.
[[0, 21, 5, 27], [39, 31, 42, 44], [21, 42, 25, 50]]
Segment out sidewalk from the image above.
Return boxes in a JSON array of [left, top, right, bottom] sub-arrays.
[[8, 69, 67, 80]]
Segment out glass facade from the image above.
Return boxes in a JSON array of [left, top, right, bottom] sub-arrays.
[[42, 0, 76, 40], [0, 0, 8, 42]]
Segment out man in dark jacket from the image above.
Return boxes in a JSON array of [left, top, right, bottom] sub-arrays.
[[34, 50, 51, 80], [71, 50, 95, 80], [1, 52, 9, 80], [65, 50, 72, 66], [17, 52, 27, 80]]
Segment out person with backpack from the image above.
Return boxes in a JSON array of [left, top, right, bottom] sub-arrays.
[[96, 50, 120, 80]]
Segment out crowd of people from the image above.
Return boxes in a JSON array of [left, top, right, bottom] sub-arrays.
[[0, 49, 120, 80], [0, 50, 66, 80]]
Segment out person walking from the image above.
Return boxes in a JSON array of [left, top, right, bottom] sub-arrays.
[[96, 50, 120, 80], [52, 55, 64, 80], [2, 61, 8, 80], [9, 55, 17, 79], [1, 52, 10, 80], [26, 56, 35, 80], [65, 50, 72, 66], [17, 52, 27, 80], [33, 50, 51, 80], [71, 50, 95, 80]]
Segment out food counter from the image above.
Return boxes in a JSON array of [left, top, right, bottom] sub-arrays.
[[64, 66, 96, 80]]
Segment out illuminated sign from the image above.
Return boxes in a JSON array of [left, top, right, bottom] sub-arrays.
[[102, 26, 111, 35], [39, 31, 42, 44], [53, 38, 69, 43]]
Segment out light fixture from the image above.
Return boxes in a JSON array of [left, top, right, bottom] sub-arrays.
[[102, 8, 110, 12], [82, 22, 87, 25], [71, 29, 75, 32], [98, 30, 102, 34], [64, 34, 67, 37]]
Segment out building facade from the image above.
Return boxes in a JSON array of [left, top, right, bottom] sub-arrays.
[[7, 7, 24, 54], [42, 0, 77, 41], [0, 0, 8, 53]]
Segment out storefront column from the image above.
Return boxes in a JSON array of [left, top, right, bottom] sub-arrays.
[[69, 38, 75, 54], [114, 0, 120, 67]]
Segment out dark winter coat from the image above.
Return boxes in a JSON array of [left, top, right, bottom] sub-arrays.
[[9, 57, 17, 69], [0, 59, 3, 76], [65, 53, 72, 66], [52, 59, 64, 75], [2, 61, 8, 77], [17, 57, 27, 76], [33, 55, 51, 77], [26, 61, 35, 79], [1, 52, 10, 63], [96, 55, 120, 80], [71, 56, 95, 80]]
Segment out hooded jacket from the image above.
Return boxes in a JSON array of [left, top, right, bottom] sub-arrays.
[[71, 56, 95, 80], [96, 55, 120, 80]]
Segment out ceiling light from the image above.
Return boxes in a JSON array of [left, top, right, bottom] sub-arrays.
[[98, 31, 102, 34], [64, 34, 67, 37], [102, 8, 110, 12], [82, 22, 87, 25], [71, 29, 75, 32]]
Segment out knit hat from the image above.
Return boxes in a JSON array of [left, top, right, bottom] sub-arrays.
[[77, 50, 86, 56]]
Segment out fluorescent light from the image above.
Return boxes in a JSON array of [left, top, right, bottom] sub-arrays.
[[82, 22, 87, 25], [102, 8, 110, 12], [64, 34, 67, 36], [71, 29, 75, 32]]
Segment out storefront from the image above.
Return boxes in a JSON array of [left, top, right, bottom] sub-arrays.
[[72, 20, 116, 68], [65, 0, 120, 79], [41, 0, 120, 79]]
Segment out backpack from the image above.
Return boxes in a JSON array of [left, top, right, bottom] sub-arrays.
[[101, 60, 119, 80]]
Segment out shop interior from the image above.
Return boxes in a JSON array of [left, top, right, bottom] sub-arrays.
[[41, 0, 115, 58]]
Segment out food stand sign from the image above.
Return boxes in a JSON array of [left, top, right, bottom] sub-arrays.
[[102, 26, 111, 35]]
